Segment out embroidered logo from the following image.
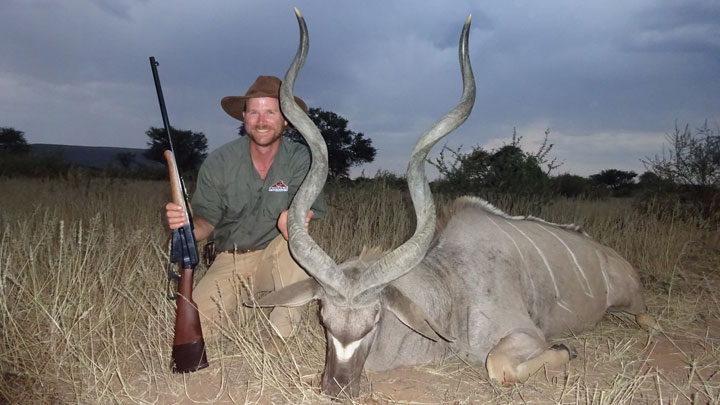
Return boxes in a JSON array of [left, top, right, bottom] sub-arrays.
[[268, 180, 289, 192]]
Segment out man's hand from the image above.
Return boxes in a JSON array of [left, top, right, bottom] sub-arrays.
[[165, 202, 188, 230], [278, 210, 314, 241], [163, 202, 214, 241]]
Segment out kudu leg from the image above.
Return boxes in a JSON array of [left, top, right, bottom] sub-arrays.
[[486, 332, 575, 385]]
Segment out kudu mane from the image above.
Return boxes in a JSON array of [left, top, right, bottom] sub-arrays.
[[453, 196, 590, 237]]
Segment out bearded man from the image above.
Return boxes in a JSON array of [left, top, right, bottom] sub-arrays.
[[165, 75, 326, 338]]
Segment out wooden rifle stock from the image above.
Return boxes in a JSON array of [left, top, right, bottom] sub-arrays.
[[164, 150, 208, 373], [171, 268, 208, 372]]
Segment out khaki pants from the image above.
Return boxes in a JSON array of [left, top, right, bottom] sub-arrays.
[[193, 235, 308, 338]]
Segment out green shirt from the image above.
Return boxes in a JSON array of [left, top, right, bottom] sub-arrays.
[[191, 136, 327, 251]]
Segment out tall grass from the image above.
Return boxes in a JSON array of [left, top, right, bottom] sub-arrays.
[[0, 176, 718, 403]]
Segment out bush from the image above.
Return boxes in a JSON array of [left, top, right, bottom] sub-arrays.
[[550, 173, 594, 198], [430, 129, 560, 197], [0, 151, 70, 177], [642, 121, 720, 190], [351, 170, 407, 190]]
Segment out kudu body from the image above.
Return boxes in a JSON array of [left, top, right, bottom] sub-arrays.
[[255, 9, 652, 397]]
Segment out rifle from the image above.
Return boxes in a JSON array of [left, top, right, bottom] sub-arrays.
[[149, 56, 208, 373]]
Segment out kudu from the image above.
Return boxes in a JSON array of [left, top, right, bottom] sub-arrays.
[[254, 9, 654, 398]]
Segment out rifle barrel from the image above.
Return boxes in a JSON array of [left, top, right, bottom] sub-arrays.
[[149, 56, 176, 154]]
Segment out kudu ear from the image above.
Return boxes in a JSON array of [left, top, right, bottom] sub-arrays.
[[382, 285, 456, 342], [245, 278, 322, 308]]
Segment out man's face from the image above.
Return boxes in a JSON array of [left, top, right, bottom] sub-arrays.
[[243, 97, 287, 147]]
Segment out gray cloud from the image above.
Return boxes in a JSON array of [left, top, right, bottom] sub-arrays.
[[90, 0, 149, 21], [1, 0, 718, 178], [625, 1, 720, 58]]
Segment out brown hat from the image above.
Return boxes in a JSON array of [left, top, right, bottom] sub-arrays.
[[220, 75, 308, 122]]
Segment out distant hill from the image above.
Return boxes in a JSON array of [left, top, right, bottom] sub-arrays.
[[30, 144, 163, 169]]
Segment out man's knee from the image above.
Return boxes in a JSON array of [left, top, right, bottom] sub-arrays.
[[268, 236, 309, 287], [268, 306, 303, 338]]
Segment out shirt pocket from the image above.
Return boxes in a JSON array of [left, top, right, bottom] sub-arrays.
[[262, 188, 290, 220], [222, 187, 253, 221]]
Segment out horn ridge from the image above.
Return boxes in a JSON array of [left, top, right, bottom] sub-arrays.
[[359, 15, 476, 291], [281, 9, 344, 293]]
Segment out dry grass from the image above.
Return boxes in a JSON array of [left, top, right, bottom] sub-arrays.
[[0, 175, 718, 404]]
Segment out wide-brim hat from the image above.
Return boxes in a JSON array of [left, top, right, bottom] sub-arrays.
[[220, 75, 308, 122]]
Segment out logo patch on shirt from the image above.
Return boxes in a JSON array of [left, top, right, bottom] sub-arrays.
[[268, 180, 289, 192]]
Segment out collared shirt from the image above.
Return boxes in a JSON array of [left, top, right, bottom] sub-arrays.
[[191, 135, 327, 251]]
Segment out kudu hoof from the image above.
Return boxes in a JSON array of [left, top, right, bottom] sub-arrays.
[[551, 343, 577, 360]]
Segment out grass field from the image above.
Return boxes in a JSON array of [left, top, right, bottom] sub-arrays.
[[0, 175, 718, 404]]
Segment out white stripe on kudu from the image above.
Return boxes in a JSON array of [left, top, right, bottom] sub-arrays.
[[535, 224, 594, 298], [486, 215, 538, 305], [504, 219, 561, 299]]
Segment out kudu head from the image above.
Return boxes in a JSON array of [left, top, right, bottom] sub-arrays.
[[251, 8, 475, 398]]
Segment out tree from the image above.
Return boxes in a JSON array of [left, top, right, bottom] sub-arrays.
[[284, 107, 376, 178], [431, 129, 561, 195], [431, 145, 491, 189], [144, 126, 208, 173], [642, 121, 720, 189], [484, 144, 549, 194], [551, 173, 593, 198], [637, 171, 673, 191], [0, 127, 31, 154], [589, 169, 637, 190]]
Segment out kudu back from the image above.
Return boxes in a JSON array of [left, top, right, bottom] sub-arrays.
[[253, 9, 653, 398]]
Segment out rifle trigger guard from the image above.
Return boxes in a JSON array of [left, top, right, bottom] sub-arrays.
[[166, 261, 180, 300]]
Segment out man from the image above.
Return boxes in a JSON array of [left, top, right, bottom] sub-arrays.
[[165, 75, 326, 338]]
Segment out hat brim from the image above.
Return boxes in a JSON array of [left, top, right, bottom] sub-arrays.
[[221, 95, 308, 123]]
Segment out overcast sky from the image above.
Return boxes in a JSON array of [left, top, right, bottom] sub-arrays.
[[1, 0, 719, 177]]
